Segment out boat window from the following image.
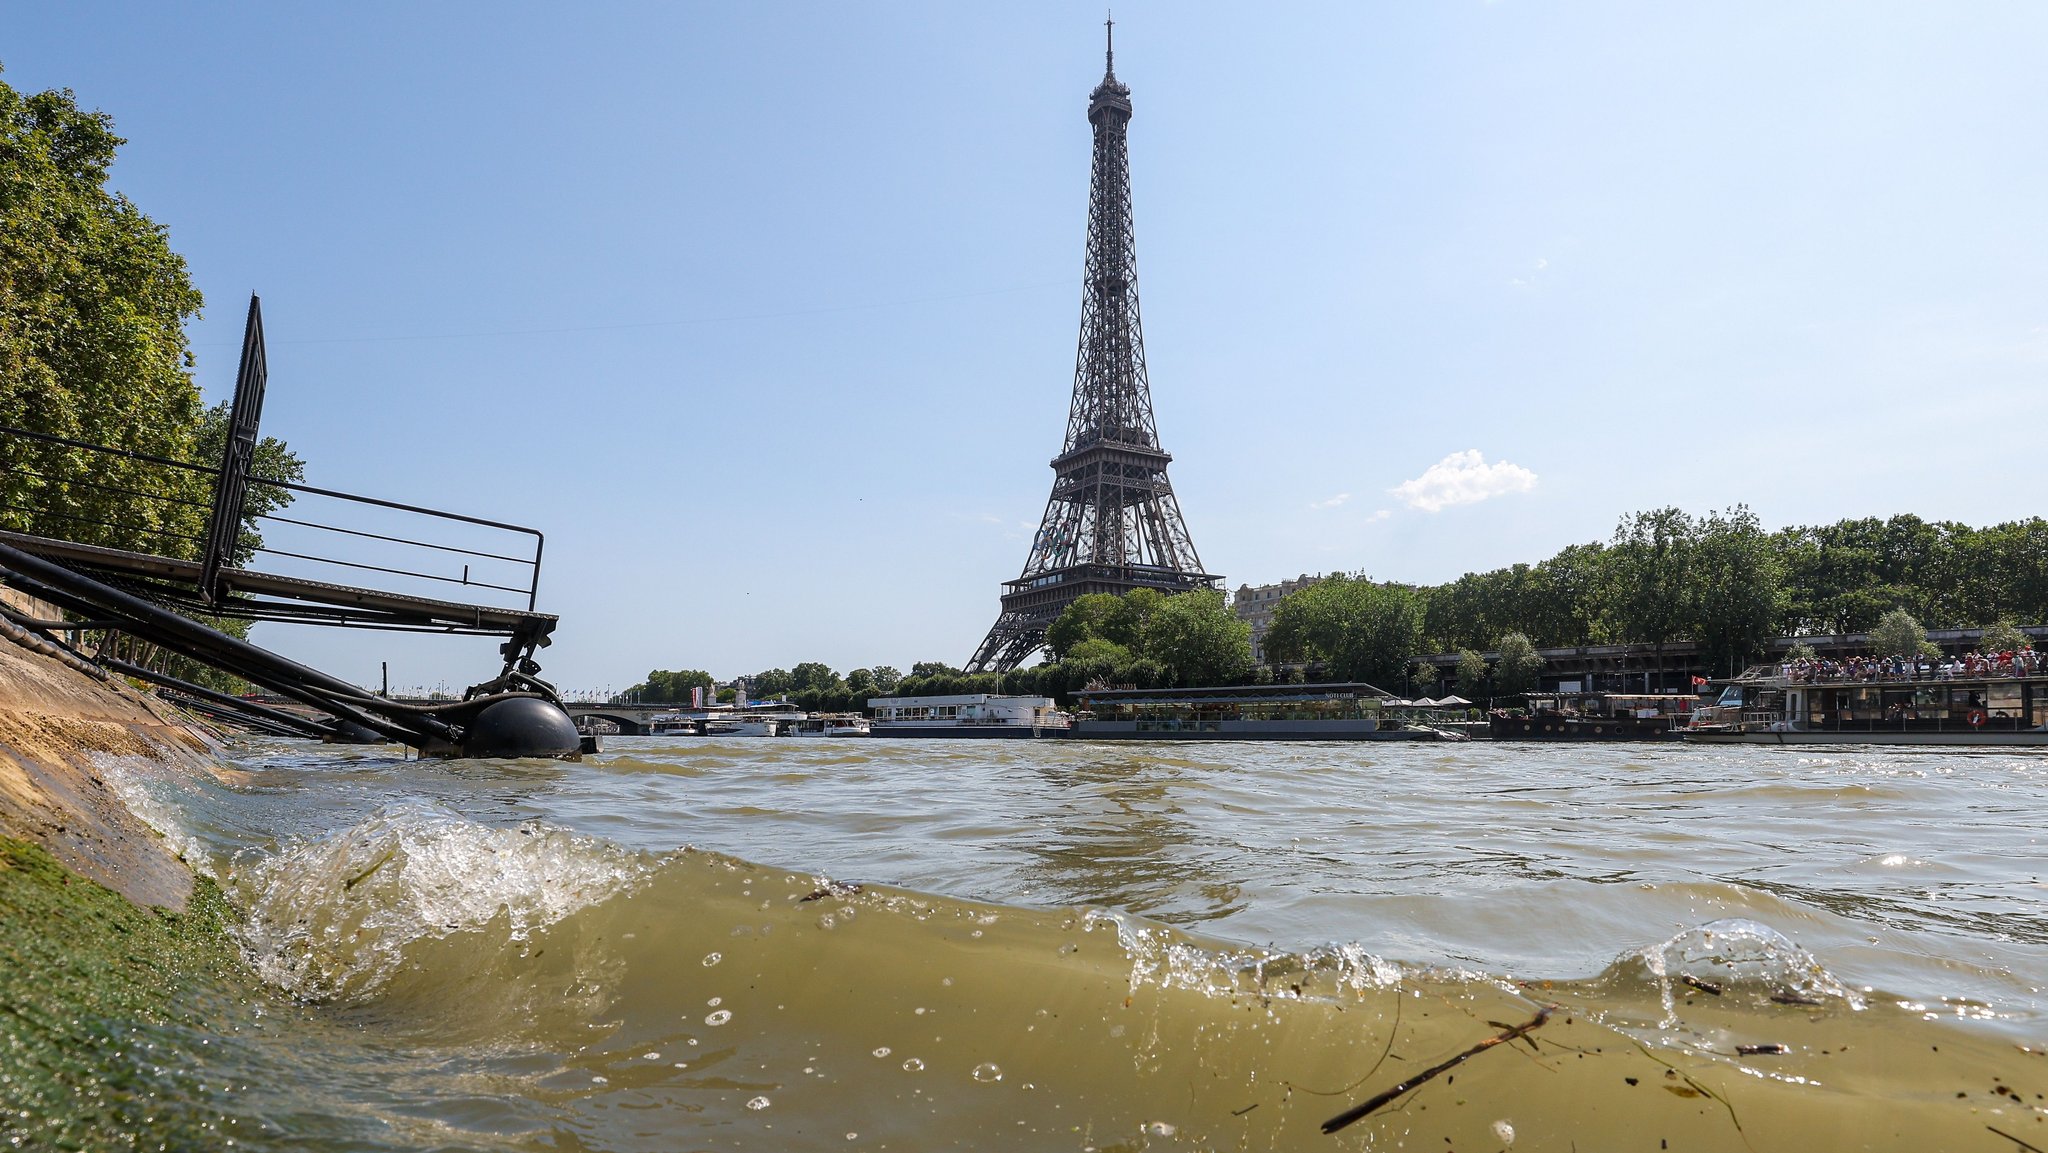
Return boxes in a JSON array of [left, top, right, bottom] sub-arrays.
[[1988, 684, 2023, 718]]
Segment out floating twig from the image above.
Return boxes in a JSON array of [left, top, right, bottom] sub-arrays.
[[342, 848, 397, 891], [1680, 974, 1723, 996], [1321, 1008, 1551, 1135], [1988, 1125, 2046, 1153], [1735, 1043, 1788, 1056], [1769, 993, 1823, 1006]]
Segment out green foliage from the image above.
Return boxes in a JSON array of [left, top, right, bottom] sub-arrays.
[[1264, 576, 1426, 688], [1978, 620, 2032, 654], [1138, 589, 1250, 687], [617, 668, 713, 703], [1454, 649, 1487, 699], [1494, 632, 1544, 696], [1784, 641, 1817, 662], [192, 400, 304, 565], [0, 72, 209, 556], [1035, 586, 1249, 694], [1410, 659, 1440, 696], [1869, 608, 1926, 658]]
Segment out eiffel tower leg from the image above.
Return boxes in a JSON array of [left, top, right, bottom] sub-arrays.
[[966, 612, 1044, 675]]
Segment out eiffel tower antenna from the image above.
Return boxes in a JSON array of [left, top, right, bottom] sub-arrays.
[[965, 28, 1220, 674]]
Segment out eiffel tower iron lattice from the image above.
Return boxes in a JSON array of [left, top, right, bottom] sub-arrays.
[[965, 24, 1220, 674]]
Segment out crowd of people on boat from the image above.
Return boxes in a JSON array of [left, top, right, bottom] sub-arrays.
[[1783, 648, 2045, 684]]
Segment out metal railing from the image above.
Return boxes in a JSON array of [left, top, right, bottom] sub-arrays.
[[0, 422, 545, 618]]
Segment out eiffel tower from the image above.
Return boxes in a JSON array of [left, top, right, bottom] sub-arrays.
[[966, 22, 1219, 674]]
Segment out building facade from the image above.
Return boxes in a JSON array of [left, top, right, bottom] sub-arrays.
[[1232, 573, 1329, 664]]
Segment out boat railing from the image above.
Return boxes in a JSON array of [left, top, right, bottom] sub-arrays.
[[1780, 666, 2047, 686]]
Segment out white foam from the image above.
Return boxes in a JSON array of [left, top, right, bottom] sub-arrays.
[[1083, 909, 1402, 1000], [234, 804, 650, 1002]]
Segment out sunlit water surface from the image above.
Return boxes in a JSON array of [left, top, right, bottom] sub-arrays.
[[94, 736, 2048, 1150]]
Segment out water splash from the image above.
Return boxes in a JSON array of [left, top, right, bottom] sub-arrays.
[[233, 804, 651, 1002]]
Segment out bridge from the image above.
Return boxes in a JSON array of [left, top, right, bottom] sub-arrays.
[[561, 702, 684, 735]]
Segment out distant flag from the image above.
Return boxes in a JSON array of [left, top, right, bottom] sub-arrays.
[[691, 686, 705, 708], [1690, 676, 1710, 687]]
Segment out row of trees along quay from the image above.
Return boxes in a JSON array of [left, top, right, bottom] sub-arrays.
[[621, 506, 2047, 710]]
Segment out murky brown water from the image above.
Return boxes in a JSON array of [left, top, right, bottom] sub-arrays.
[[88, 737, 2048, 1149]]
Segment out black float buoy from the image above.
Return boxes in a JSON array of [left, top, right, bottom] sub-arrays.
[[459, 696, 583, 759]]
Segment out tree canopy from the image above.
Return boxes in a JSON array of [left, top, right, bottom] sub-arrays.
[[0, 70, 209, 553]]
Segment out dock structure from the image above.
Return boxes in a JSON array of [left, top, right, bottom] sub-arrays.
[[0, 296, 583, 759]]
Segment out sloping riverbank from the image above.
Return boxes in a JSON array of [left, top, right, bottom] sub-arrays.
[[0, 589, 219, 910]]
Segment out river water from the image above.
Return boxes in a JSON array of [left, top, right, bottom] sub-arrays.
[[95, 736, 2048, 1150]]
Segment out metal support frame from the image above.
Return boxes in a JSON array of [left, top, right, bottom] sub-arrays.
[[967, 28, 1218, 673], [200, 295, 269, 602]]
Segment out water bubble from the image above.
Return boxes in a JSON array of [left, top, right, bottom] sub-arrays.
[[846, 1134, 858, 1141], [901, 1057, 926, 1072], [972, 1062, 1003, 1083], [1145, 1121, 1176, 1136], [818, 915, 837, 930], [970, 930, 983, 938], [706, 1010, 732, 1026], [914, 1007, 927, 1015], [591, 1075, 609, 1084], [1492, 1119, 1516, 1147], [1058, 942, 1077, 955], [872, 1047, 892, 1058], [941, 977, 954, 987], [707, 996, 723, 1007], [644, 1052, 661, 1060], [746, 1096, 770, 1111], [702, 952, 722, 967]]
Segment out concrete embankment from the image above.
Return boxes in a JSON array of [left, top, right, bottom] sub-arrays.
[[0, 587, 216, 910]]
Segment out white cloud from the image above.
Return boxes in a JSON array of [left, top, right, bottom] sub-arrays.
[[1309, 492, 1351, 510], [1366, 508, 1391, 522], [1390, 450, 1538, 513]]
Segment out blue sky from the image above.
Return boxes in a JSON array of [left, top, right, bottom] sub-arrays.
[[8, 3, 2047, 695]]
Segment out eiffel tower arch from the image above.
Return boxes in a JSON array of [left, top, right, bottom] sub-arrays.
[[966, 24, 1219, 674]]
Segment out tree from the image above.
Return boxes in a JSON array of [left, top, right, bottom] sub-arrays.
[[1596, 508, 1696, 650], [1978, 620, 2033, 654], [1410, 659, 1440, 697], [746, 668, 793, 698], [868, 666, 902, 694], [1454, 650, 1488, 699], [1494, 632, 1544, 696], [0, 71, 209, 555], [1045, 593, 1130, 659], [1687, 506, 1784, 676], [192, 400, 305, 566], [1869, 608, 1926, 659], [617, 668, 713, 703], [1138, 588, 1250, 687], [1265, 576, 1426, 688]]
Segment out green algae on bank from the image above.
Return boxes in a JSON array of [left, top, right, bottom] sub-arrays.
[[0, 834, 253, 1150]]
